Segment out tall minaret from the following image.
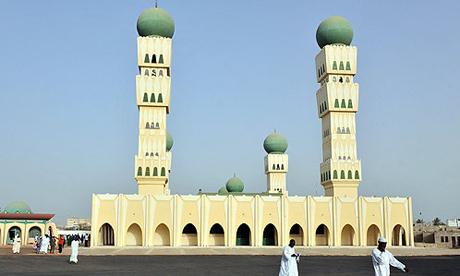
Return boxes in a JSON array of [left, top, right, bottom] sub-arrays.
[[314, 17, 361, 198], [263, 132, 289, 194], [134, 7, 175, 195]]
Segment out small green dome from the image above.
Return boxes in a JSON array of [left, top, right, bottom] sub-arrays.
[[218, 186, 229, 195], [4, 201, 32, 214], [166, 131, 174, 151], [137, 7, 175, 38], [226, 176, 244, 193], [263, 132, 288, 154], [316, 16, 353, 48]]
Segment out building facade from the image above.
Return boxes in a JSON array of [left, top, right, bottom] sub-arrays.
[[91, 9, 414, 248]]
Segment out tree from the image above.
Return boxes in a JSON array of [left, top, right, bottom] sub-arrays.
[[415, 219, 424, 224], [432, 217, 444, 225]]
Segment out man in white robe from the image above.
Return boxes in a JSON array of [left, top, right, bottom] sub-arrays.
[[69, 237, 79, 264], [39, 235, 50, 254], [279, 239, 299, 276], [12, 234, 21, 254], [372, 237, 408, 276]]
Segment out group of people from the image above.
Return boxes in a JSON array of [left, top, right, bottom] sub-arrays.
[[279, 237, 409, 276]]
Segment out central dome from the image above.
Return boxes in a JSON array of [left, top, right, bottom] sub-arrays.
[[137, 7, 175, 38], [226, 176, 244, 193], [316, 16, 353, 48], [4, 201, 32, 214]]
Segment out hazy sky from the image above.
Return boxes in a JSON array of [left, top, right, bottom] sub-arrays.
[[0, 0, 459, 224]]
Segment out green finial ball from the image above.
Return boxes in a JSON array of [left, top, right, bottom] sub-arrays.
[[263, 132, 288, 154], [226, 176, 244, 193], [316, 16, 353, 48], [218, 186, 229, 195], [137, 7, 175, 38]]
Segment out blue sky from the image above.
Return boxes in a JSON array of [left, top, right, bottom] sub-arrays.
[[0, 0, 459, 224]]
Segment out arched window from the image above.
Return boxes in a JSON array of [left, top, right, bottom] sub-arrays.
[[159, 54, 164, 64], [281, 164, 284, 170], [144, 69, 149, 76], [339, 61, 344, 70], [346, 61, 351, 70], [340, 170, 345, 179], [272, 164, 276, 170], [137, 167, 142, 176], [143, 93, 148, 102], [262, 224, 278, 246], [153, 167, 158, 176], [158, 94, 163, 103], [99, 223, 115, 246], [146, 122, 150, 129], [346, 127, 351, 134], [334, 99, 339, 108], [145, 167, 150, 176], [155, 122, 160, 129], [337, 127, 342, 134], [159, 70, 164, 77], [161, 167, 166, 176], [150, 93, 155, 103], [144, 54, 150, 63], [348, 99, 353, 108], [276, 164, 280, 170], [150, 152, 153, 156], [341, 99, 346, 108], [355, 170, 360, 179], [145, 152, 149, 156], [319, 104, 323, 113], [151, 54, 157, 63], [333, 170, 338, 179], [342, 127, 346, 133], [236, 224, 251, 246], [332, 61, 338, 70], [348, 170, 352, 179], [324, 101, 327, 110]]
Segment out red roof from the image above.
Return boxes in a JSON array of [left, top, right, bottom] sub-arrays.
[[0, 213, 54, 220]]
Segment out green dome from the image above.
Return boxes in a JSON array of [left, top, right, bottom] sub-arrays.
[[263, 132, 288, 154], [166, 131, 174, 151], [218, 186, 229, 195], [4, 201, 32, 214], [137, 7, 175, 38], [316, 16, 353, 48], [226, 176, 244, 193]]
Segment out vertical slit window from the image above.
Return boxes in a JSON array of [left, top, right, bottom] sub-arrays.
[[153, 167, 158, 176], [144, 54, 150, 63], [355, 170, 360, 179], [333, 170, 338, 179], [143, 93, 148, 102], [145, 167, 150, 176], [346, 61, 351, 70], [158, 94, 163, 103], [137, 167, 142, 176], [150, 93, 155, 103], [341, 99, 346, 108], [339, 61, 344, 70], [348, 99, 353, 108], [151, 54, 157, 63], [348, 170, 352, 179], [332, 61, 338, 70], [334, 99, 339, 108], [340, 170, 345, 179], [161, 167, 166, 176], [159, 54, 164, 64]]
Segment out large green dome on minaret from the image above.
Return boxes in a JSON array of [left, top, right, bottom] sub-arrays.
[[263, 132, 288, 154], [166, 131, 174, 151], [316, 16, 353, 48], [137, 7, 175, 38], [226, 176, 244, 193]]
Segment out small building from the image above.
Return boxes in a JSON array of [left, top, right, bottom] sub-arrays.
[[0, 201, 56, 245], [414, 223, 460, 248], [65, 217, 91, 230]]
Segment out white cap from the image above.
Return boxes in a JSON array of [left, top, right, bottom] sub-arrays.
[[378, 237, 387, 243]]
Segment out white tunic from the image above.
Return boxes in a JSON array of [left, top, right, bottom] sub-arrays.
[[279, 246, 298, 276], [371, 248, 406, 276], [12, 236, 21, 254], [40, 237, 50, 254], [69, 240, 79, 263]]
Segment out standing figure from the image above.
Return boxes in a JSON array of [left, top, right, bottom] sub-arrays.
[[372, 237, 409, 276], [279, 239, 299, 276], [12, 234, 21, 254], [58, 235, 65, 254], [69, 237, 80, 264], [39, 235, 50, 254]]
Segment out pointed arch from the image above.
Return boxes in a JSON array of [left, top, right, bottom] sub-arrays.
[[144, 54, 150, 63], [144, 69, 149, 76], [262, 224, 278, 246], [315, 224, 330, 246], [181, 223, 198, 246], [153, 223, 170, 246], [348, 170, 353, 179], [151, 54, 157, 63], [333, 170, 338, 179], [209, 223, 225, 246], [348, 99, 353, 108], [98, 223, 115, 246], [150, 93, 155, 103], [367, 224, 381, 246], [339, 61, 344, 70], [143, 93, 148, 102], [145, 122, 150, 129], [137, 167, 142, 176], [236, 223, 251, 246], [28, 226, 41, 244], [340, 170, 346, 179], [159, 70, 164, 77], [153, 167, 158, 176], [145, 167, 150, 176], [126, 223, 142, 246], [289, 224, 304, 246], [392, 224, 407, 246], [346, 61, 351, 70], [155, 122, 160, 129], [281, 164, 284, 170], [157, 94, 163, 103], [341, 99, 346, 108], [341, 224, 356, 246], [355, 170, 360, 179], [334, 99, 339, 108], [161, 167, 166, 176], [272, 164, 276, 170], [159, 54, 164, 64], [332, 61, 338, 70]]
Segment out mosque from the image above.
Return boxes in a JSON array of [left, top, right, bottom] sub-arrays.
[[90, 7, 414, 248]]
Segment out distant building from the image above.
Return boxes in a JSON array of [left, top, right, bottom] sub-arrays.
[[65, 217, 91, 230], [414, 223, 460, 248], [447, 219, 460, 228], [0, 201, 57, 245]]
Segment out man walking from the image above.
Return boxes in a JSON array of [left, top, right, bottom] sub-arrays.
[[372, 237, 408, 275], [279, 239, 299, 276]]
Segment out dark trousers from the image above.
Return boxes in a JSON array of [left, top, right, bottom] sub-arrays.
[[58, 244, 63, 253]]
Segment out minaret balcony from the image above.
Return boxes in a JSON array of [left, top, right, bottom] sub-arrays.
[[315, 44, 357, 82]]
